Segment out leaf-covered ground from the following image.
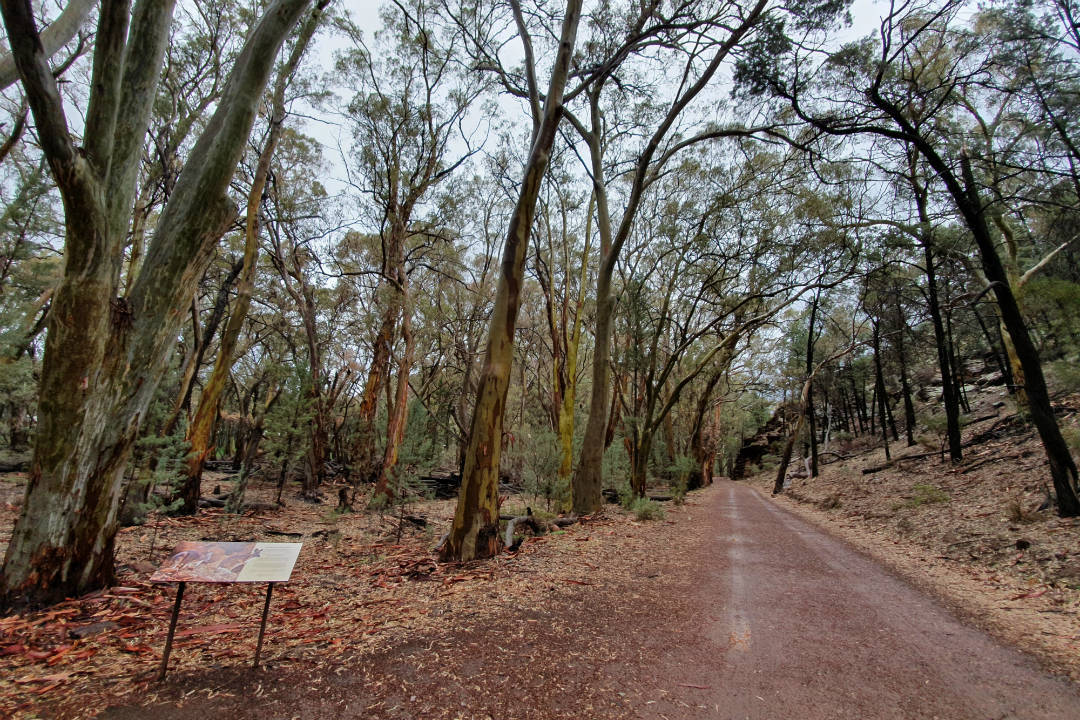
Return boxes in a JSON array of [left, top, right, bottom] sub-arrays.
[[0, 477, 711, 719], [2, 384, 1079, 717]]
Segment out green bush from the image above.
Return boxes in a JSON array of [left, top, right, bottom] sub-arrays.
[[1062, 425, 1080, 466], [666, 454, 695, 504], [630, 497, 665, 521], [759, 452, 780, 473], [893, 483, 949, 510]]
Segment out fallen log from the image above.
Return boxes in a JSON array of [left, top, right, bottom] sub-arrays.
[[504, 515, 546, 548], [0, 459, 29, 472], [861, 450, 942, 474], [504, 513, 580, 551]]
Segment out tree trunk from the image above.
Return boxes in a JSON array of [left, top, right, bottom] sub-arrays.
[[375, 304, 414, 499], [872, 320, 891, 462], [549, 192, 592, 492], [773, 405, 807, 495], [630, 431, 651, 499], [689, 370, 723, 489], [922, 235, 963, 461], [0, 0, 314, 608], [950, 154, 1080, 515], [895, 298, 917, 447], [227, 382, 278, 513], [353, 312, 393, 483], [972, 303, 1014, 391], [174, 1, 323, 514], [441, 0, 582, 562], [806, 291, 819, 477]]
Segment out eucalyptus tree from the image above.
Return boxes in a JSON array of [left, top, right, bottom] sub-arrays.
[[123, 0, 252, 295], [758, 0, 1080, 515], [260, 130, 344, 500], [337, 0, 482, 500], [607, 145, 857, 497], [0, 0, 95, 91], [529, 166, 592, 491], [180, 0, 329, 513], [0, 0, 322, 607], [440, 0, 583, 561], [433, 173, 506, 465], [563, 0, 850, 514]]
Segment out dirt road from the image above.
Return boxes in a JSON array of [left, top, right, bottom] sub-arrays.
[[633, 482, 1080, 719], [100, 483, 1080, 719]]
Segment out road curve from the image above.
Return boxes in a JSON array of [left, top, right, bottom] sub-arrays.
[[639, 481, 1080, 719]]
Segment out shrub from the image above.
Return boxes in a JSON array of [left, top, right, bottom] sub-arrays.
[[666, 454, 696, 504], [630, 497, 664, 521], [893, 483, 949, 510], [1048, 359, 1080, 394], [1006, 494, 1040, 524], [1062, 425, 1080, 456]]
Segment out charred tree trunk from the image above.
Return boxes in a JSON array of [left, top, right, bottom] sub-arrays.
[[923, 239, 963, 461], [895, 297, 917, 447], [872, 320, 891, 463], [806, 290, 820, 477]]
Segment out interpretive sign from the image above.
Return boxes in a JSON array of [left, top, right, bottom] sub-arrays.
[[151, 541, 302, 583], [151, 541, 302, 679]]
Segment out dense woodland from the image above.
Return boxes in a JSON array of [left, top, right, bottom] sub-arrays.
[[0, 0, 1079, 609]]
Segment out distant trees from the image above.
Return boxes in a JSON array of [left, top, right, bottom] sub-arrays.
[[337, 0, 482, 501], [750, 0, 1080, 515]]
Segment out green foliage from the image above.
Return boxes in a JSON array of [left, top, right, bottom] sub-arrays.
[[1022, 277, 1080, 359], [893, 483, 950, 510], [920, 410, 971, 449], [526, 429, 565, 510], [1062, 425, 1080, 456], [1047, 358, 1080, 394], [602, 437, 631, 492], [128, 430, 188, 522], [502, 426, 565, 510], [629, 497, 665, 521], [370, 400, 440, 539], [262, 365, 316, 476], [666, 454, 696, 504], [0, 357, 36, 450]]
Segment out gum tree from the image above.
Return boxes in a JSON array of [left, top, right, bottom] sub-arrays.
[[440, 0, 583, 562], [0, 0, 319, 607]]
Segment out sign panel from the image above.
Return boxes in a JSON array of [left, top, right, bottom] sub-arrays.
[[151, 542, 302, 583]]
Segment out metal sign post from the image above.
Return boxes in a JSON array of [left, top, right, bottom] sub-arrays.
[[157, 581, 185, 681], [254, 582, 275, 669], [151, 542, 301, 681]]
